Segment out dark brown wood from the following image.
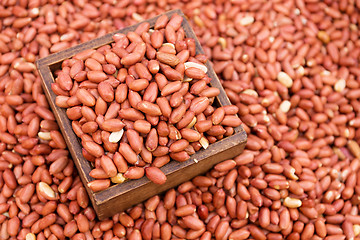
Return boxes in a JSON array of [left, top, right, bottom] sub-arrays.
[[36, 9, 247, 220]]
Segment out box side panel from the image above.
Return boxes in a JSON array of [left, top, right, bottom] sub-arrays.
[[95, 130, 246, 220]]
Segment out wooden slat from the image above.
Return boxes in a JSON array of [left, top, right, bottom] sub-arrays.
[[36, 9, 247, 220]]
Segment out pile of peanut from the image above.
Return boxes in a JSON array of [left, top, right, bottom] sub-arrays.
[[0, 0, 360, 239], [53, 13, 241, 190]]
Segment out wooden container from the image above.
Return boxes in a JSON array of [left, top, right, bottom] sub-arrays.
[[36, 9, 247, 220]]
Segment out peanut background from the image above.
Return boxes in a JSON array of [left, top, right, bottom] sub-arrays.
[[0, 0, 360, 239]]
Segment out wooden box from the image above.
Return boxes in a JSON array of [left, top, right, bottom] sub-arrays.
[[36, 9, 247, 220]]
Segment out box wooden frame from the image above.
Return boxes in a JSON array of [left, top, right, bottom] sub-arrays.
[[36, 9, 247, 220]]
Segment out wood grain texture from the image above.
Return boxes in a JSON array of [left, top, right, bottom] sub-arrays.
[[36, 9, 247, 220]]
